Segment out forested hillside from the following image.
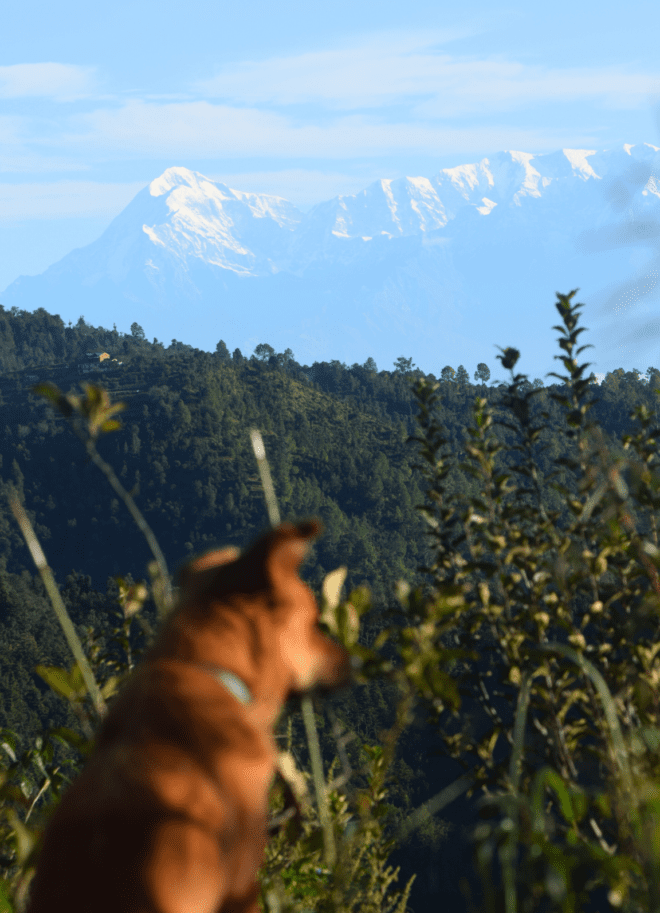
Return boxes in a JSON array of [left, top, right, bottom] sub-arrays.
[[0, 302, 658, 912], [0, 303, 655, 728]]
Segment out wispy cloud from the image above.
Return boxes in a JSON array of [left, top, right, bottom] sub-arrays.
[[195, 31, 659, 114], [413, 68, 660, 117], [2, 31, 658, 217], [0, 63, 96, 100], [196, 30, 470, 108], [62, 100, 592, 159]]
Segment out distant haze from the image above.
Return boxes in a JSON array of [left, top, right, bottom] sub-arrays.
[[3, 143, 660, 379]]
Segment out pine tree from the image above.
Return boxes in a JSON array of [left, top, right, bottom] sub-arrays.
[[455, 365, 469, 385], [474, 362, 491, 383], [215, 340, 231, 361]]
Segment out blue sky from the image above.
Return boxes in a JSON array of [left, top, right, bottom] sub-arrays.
[[2, 0, 660, 293]]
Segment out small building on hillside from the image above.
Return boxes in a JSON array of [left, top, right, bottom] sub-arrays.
[[78, 352, 120, 374]]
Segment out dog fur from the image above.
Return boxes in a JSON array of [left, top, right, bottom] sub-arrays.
[[26, 519, 351, 913]]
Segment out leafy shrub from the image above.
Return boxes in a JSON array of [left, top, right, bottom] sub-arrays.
[[392, 291, 660, 912]]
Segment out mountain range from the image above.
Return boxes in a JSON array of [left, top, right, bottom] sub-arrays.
[[3, 143, 660, 377]]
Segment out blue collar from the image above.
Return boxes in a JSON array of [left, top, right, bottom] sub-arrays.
[[212, 668, 252, 705], [163, 660, 253, 706]]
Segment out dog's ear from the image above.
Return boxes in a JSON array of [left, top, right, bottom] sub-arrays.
[[267, 519, 323, 579], [187, 547, 241, 574], [178, 546, 240, 599], [179, 521, 323, 601]]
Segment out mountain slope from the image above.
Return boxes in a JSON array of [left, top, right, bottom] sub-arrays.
[[4, 145, 660, 376]]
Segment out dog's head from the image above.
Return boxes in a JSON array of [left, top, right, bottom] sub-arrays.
[[176, 520, 352, 699]]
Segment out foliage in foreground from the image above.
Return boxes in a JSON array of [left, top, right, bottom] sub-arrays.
[[395, 291, 660, 912], [2, 291, 660, 912]]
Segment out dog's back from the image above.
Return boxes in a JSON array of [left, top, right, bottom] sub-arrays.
[[27, 520, 351, 913]]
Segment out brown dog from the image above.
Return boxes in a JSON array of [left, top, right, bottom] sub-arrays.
[[27, 519, 351, 913]]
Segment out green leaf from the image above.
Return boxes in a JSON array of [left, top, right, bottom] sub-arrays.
[[34, 664, 86, 702], [47, 726, 92, 755], [320, 567, 347, 631]]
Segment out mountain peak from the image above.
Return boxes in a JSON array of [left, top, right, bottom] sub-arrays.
[[149, 166, 205, 197], [3, 142, 660, 377]]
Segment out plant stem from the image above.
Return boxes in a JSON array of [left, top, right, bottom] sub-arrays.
[[9, 494, 106, 721]]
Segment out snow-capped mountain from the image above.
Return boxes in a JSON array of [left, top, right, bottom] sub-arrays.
[[4, 144, 660, 376]]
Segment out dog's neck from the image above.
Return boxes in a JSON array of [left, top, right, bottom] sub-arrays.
[[149, 605, 296, 726]]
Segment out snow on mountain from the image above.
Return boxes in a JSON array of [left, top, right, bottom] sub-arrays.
[[309, 176, 451, 241], [62, 166, 302, 284], [143, 167, 302, 275], [3, 144, 660, 376]]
